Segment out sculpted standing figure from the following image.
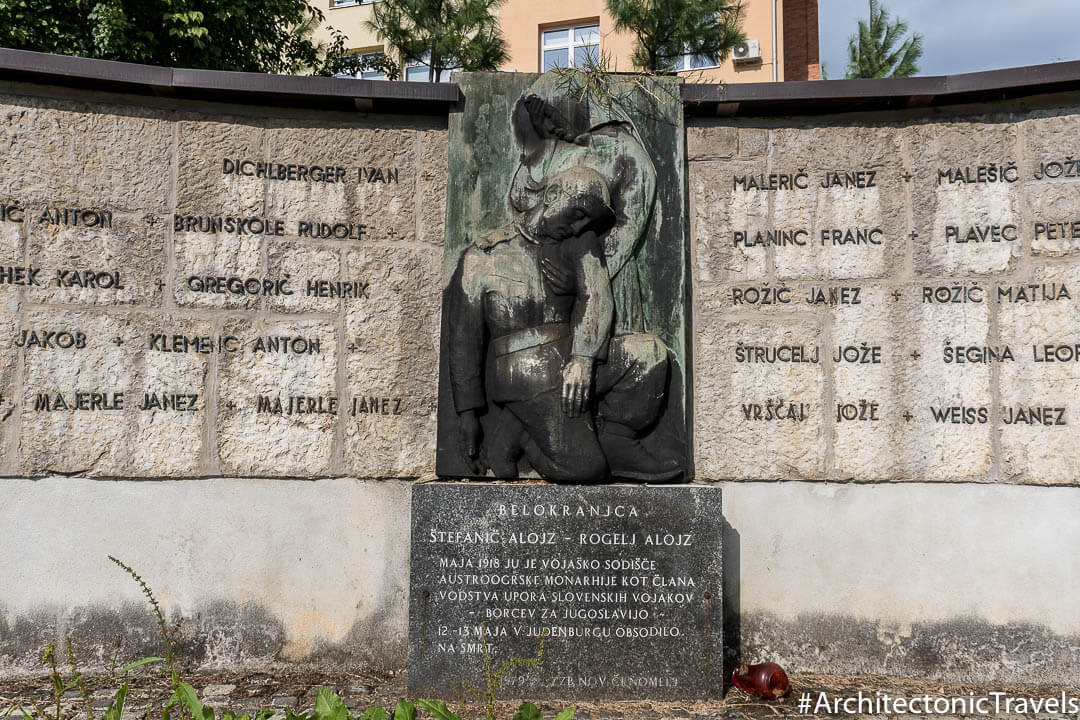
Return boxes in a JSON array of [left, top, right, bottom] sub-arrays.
[[447, 166, 678, 482], [444, 72, 683, 483], [509, 73, 658, 335]]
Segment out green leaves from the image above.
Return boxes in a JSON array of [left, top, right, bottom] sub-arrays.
[[14, 673, 574, 720], [845, 0, 923, 78], [0, 0, 344, 74], [510, 703, 541, 720], [313, 688, 351, 720], [356, 708, 387, 720], [414, 701, 459, 720], [275, 690, 416, 720], [510, 704, 574, 720], [164, 10, 209, 45], [391, 701, 415, 720], [173, 682, 214, 720], [606, 0, 745, 73], [117, 657, 166, 675], [367, 0, 508, 82], [102, 686, 129, 720]]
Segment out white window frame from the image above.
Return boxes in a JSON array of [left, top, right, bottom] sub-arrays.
[[405, 53, 453, 83], [541, 22, 601, 71], [673, 50, 720, 72], [334, 50, 389, 80], [359, 51, 388, 81]]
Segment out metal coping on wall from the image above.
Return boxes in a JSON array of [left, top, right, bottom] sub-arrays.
[[681, 60, 1080, 116], [0, 47, 462, 114], [3, 47, 1080, 116]]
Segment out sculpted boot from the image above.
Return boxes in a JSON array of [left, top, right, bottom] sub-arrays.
[[480, 408, 527, 478], [598, 421, 682, 482]]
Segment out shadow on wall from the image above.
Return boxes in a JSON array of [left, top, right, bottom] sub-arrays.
[[722, 516, 741, 690], [735, 610, 1080, 684], [719, 516, 1080, 685], [0, 599, 404, 676]]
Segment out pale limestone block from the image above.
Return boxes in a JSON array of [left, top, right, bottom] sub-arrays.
[[738, 128, 768, 158], [771, 184, 903, 279], [172, 231, 263, 310], [265, 242, 343, 314], [419, 128, 448, 246], [17, 311, 138, 475], [694, 306, 826, 479], [894, 288, 994, 480], [343, 244, 440, 478], [1025, 181, 1080, 256], [217, 318, 338, 476], [925, 182, 1022, 273], [770, 126, 906, 280], [0, 95, 171, 212], [997, 267, 1080, 484], [686, 122, 737, 161], [0, 216, 20, 264], [1021, 111, 1080, 181], [26, 211, 165, 306], [909, 121, 1022, 275], [714, 281, 822, 314], [769, 125, 905, 172], [265, 126, 415, 243], [830, 286, 904, 478], [0, 296, 16, 469], [177, 120, 267, 216], [130, 315, 213, 476], [691, 160, 769, 283]]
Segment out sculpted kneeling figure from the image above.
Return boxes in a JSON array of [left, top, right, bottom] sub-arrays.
[[447, 165, 680, 483]]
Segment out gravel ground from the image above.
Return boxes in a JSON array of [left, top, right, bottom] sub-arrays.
[[1, 670, 1076, 720]]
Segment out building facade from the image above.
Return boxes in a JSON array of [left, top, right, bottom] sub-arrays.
[[314, 0, 820, 83]]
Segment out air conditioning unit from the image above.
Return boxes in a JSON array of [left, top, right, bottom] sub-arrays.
[[733, 39, 761, 64]]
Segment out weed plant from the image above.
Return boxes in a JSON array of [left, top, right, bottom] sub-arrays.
[[6, 557, 570, 720]]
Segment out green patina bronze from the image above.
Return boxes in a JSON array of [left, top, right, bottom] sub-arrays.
[[438, 71, 689, 481]]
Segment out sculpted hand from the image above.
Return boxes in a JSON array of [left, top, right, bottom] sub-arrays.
[[523, 96, 547, 132], [458, 409, 482, 473], [561, 356, 594, 417]]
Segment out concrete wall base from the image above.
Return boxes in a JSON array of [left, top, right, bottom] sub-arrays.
[[2, 478, 1076, 682]]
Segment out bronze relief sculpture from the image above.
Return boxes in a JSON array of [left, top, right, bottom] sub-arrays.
[[438, 72, 688, 483]]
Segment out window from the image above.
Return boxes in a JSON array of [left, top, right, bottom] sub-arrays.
[[360, 52, 387, 81], [405, 53, 453, 82], [673, 50, 720, 72], [541, 23, 600, 71], [330, 0, 380, 7], [335, 51, 388, 80]]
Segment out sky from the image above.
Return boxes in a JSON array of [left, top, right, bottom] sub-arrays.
[[818, 0, 1080, 78]]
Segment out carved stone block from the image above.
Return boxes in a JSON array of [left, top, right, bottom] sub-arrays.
[[343, 244, 441, 478], [217, 317, 337, 476]]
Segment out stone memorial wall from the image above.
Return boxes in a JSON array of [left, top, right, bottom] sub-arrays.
[[689, 112, 1080, 483], [0, 87, 447, 479], [2, 56, 1080, 687]]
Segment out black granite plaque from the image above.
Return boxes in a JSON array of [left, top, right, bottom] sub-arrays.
[[408, 483, 722, 700]]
